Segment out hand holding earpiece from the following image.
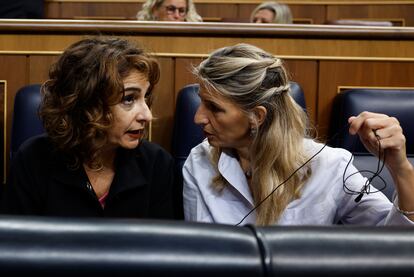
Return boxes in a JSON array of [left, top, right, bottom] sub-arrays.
[[348, 111, 409, 173], [348, 112, 414, 219]]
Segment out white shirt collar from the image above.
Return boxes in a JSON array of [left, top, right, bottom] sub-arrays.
[[218, 149, 254, 206]]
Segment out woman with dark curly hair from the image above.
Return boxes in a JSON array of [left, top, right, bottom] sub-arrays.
[[1, 37, 176, 219]]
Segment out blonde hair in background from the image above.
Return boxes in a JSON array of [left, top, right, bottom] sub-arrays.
[[193, 43, 311, 225], [137, 0, 202, 22], [250, 1, 293, 24]]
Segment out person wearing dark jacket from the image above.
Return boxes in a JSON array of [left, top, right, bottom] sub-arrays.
[[1, 37, 175, 219], [0, 0, 44, 19]]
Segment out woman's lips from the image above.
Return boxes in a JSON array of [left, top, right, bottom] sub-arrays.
[[127, 129, 143, 139]]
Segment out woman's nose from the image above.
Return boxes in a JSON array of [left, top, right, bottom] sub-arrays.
[[194, 104, 208, 125], [137, 102, 153, 122]]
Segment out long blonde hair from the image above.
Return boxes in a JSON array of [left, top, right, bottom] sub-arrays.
[[136, 0, 202, 22], [193, 43, 311, 225], [250, 1, 293, 24]]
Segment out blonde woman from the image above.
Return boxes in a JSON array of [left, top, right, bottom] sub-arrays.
[[183, 43, 414, 226], [251, 1, 292, 24], [137, 0, 202, 22]]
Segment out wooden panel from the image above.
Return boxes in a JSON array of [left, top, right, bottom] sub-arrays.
[[29, 55, 59, 84], [283, 60, 318, 125], [174, 58, 203, 98], [59, 3, 142, 19], [327, 4, 414, 26], [196, 3, 238, 22], [0, 82, 4, 129], [150, 57, 175, 151], [0, 34, 80, 51], [0, 36, 412, 60], [289, 5, 326, 25], [238, 4, 256, 21], [0, 55, 28, 183], [318, 61, 414, 140], [45, 2, 61, 18], [0, 82, 4, 183]]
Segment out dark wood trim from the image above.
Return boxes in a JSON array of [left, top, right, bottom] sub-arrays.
[[1, 20, 414, 39]]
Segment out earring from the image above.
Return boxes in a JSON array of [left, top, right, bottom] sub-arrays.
[[250, 127, 257, 137]]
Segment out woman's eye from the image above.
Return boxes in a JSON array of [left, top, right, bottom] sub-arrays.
[[206, 102, 222, 113], [122, 95, 135, 105]]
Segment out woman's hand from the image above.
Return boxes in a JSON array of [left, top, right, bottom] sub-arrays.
[[348, 111, 409, 172], [348, 111, 414, 220]]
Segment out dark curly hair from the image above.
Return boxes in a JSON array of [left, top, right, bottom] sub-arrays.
[[40, 37, 160, 169]]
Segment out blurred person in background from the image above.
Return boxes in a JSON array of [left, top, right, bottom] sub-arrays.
[[251, 1, 292, 24], [137, 0, 202, 22]]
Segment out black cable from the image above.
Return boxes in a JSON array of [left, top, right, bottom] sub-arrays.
[[235, 138, 328, 226], [235, 125, 387, 226], [343, 129, 386, 202]]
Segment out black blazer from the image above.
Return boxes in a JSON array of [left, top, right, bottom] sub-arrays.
[[1, 135, 175, 219]]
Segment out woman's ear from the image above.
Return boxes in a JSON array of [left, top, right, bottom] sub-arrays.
[[250, 105, 267, 127]]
